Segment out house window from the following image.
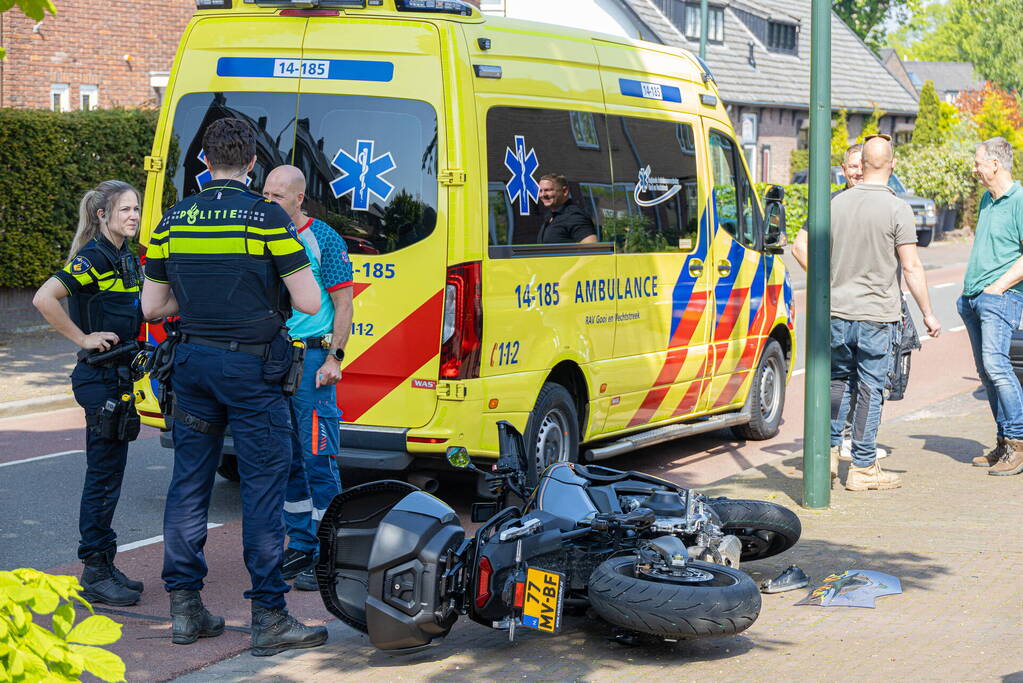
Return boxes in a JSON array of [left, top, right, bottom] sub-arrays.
[[684, 4, 724, 42], [767, 21, 797, 54], [80, 85, 99, 111], [50, 83, 69, 112]]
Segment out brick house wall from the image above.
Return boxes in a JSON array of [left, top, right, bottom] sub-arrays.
[[0, 0, 194, 110]]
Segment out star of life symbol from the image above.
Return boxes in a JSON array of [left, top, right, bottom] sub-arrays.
[[195, 149, 252, 188], [504, 135, 540, 216], [330, 140, 396, 212], [634, 164, 681, 207]]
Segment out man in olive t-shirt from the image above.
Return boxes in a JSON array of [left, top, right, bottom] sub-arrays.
[[829, 135, 940, 491], [959, 136, 1023, 476]]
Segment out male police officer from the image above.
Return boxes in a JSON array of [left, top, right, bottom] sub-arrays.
[[262, 165, 353, 590], [141, 119, 327, 655]]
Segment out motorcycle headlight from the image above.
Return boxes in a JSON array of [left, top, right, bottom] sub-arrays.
[[925, 204, 936, 218]]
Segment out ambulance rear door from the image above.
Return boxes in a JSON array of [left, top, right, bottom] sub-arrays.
[[297, 16, 448, 429]]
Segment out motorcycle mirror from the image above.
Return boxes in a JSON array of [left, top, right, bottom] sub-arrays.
[[445, 446, 472, 469]]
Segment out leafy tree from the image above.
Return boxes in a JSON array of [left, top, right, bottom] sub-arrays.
[[831, 109, 850, 159], [912, 81, 942, 146], [892, 0, 1023, 92], [0, 0, 56, 59], [833, 0, 922, 51], [857, 104, 886, 143]]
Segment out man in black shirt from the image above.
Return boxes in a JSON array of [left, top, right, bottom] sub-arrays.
[[537, 174, 597, 244]]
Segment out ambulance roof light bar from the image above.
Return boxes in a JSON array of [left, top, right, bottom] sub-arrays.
[[395, 0, 474, 15], [242, 0, 367, 8]]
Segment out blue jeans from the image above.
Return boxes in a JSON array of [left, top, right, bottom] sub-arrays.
[[284, 348, 342, 555], [71, 362, 130, 560], [830, 318, 896, 468], [957, 291, 1023, 440], [162, 343, 292, 610]]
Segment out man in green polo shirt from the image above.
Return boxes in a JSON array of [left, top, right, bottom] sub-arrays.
[[960, 136, 1023, 476]]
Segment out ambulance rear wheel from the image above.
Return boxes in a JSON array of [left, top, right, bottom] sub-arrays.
[[733, 339, 785, 441], [525, 382, 579, 484]]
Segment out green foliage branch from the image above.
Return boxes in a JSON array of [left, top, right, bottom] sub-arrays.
[[0, 107, 174, 288], [0, 568, 126, 682]]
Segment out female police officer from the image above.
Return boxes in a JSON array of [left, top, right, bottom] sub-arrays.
[[33, 179, 145, 607]]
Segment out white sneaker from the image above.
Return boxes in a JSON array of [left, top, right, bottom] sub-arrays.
[[839, 437, 888, 462]]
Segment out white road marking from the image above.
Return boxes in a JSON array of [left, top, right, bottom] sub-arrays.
[[118, 523, 223, 553], [0, 450, 84, 468], [793, 368, 806, 376], [933, 282, 956, 289]]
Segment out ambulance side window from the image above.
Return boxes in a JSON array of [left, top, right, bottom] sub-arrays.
[[606, 116, 701, 254], [708, 130, 759, 249], [485, 106, 613, 254]]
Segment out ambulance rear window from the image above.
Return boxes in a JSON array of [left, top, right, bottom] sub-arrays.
[[168, 91, 438, 255]]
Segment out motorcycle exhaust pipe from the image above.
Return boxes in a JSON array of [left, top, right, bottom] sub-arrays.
[[407, 472, 440, 494]]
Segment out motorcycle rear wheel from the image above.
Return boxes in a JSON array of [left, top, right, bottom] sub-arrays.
[[588, 557, 760, 639], [708, 499, 801, 562]]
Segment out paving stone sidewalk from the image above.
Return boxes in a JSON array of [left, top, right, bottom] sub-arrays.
[[174, 388, 1023, 683]]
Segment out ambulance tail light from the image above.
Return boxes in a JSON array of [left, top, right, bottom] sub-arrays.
[[440, 261, 482, 380]]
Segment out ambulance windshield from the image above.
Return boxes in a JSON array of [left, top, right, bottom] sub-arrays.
[[168, 91, 439, 255]]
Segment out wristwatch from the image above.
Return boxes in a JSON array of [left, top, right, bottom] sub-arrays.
[[329, 348, 345, 362]]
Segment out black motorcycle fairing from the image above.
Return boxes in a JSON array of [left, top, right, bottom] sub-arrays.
[[470, 510, 578, 623], [364, 491, 466, 652], [315, 480, 420, 634], [534, 463, 598, 522], [316, 482, 467, 652]]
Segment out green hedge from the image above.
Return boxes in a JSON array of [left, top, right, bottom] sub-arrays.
[[0, 108, 174, 288]]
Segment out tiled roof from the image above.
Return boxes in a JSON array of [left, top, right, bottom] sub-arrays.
[[622, 0, 919, 114], [903, 61, 982, 95]]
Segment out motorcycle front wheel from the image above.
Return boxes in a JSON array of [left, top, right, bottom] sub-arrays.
[[588, 557, 760, 639], [708, 499, 802, 562]]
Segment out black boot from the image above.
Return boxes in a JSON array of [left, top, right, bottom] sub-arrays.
[[169, 590, 225, 645], [107, 550, 144, 593], [81, 553, 140, 607], [250, 606, 327, 657]]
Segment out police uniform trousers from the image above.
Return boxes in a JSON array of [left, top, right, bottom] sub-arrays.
[[162, 342, 292, 609], [284, 348, 342, 556], [71, 361, 131, 560]]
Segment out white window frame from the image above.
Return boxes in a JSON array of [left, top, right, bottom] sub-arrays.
[[50, 83, 69, 112], [80, 85, 99, 111], [684, 3, 724, 42]]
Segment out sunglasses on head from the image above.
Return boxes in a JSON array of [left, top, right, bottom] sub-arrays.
[[864, 133, 892, 142]]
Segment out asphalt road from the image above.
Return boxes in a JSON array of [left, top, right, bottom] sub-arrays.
[[0, 240, 974, 573]]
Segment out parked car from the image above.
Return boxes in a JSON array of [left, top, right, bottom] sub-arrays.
[[792, 167, 937, 246]]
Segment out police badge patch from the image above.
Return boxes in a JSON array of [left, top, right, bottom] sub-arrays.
[[285, 221, 299, 240], [70, 255, 92, 275]]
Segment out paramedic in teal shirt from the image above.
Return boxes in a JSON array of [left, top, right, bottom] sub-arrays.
[[263, 165, 354, 590]]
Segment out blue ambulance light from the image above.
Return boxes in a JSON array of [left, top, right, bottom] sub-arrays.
[[395, 0, 474, 16]]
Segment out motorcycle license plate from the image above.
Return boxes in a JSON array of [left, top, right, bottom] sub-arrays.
[[520, 567, 564, 633]]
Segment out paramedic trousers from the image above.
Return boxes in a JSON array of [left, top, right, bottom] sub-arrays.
[[71, 362, 130, 560], [162, 343, 291, 610], [830, 318, 896, 469], [957, 291, 1023, 440], [284, 348, 342, 556]]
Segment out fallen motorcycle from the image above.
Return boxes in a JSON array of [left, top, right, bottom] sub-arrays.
[[314, 422, 801, 652]]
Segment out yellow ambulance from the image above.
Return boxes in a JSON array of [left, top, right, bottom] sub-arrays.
[[137, 0, 794, 485]]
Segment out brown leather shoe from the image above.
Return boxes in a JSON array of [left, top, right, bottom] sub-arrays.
[[845, 461, 902, 491], [973, 438, 1007, 467], [988, 439, 1023, 476]]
